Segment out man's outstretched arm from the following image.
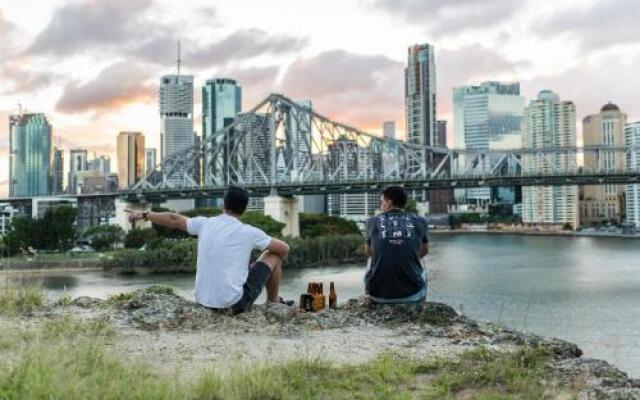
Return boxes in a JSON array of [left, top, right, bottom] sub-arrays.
[[126, 210, 188, 232]]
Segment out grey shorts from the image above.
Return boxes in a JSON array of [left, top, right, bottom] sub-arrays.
[[230, 261, 272, 314]]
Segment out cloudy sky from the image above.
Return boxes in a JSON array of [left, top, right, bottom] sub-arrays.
[[1, 0, 639, 196]]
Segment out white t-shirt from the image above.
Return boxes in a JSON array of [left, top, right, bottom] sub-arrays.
[[186, 214, 272, 308]]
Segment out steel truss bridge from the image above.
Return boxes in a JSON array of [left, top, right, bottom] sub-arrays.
[[117, 93, 639, 202]]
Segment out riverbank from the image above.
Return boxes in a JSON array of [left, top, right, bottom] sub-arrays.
[[1, 284, 639, 398]]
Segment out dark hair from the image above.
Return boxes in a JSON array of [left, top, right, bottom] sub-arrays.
[[224, 186, 249, 215], [381, 185, 408, 209]]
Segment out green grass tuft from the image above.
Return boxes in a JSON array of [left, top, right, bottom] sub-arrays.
[[0, 278, 45, 314]]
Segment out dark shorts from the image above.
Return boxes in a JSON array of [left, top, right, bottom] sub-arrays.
[[230, 261, 272, 314]]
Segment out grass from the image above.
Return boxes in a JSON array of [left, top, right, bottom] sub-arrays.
[[0, 314, 579, 400], [0, 281, 579, 399], [0, 277, 44, 314]]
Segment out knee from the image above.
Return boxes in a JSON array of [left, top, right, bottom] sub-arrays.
[[258, 250, 283, 271]]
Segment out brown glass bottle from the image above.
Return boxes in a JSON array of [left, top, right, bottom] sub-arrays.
[[329, 282, 337, 309]]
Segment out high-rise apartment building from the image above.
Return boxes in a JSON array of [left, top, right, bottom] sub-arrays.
[[160, 74, 194, 182], [625, 122, 640, 228], [405, 43, 436, 148], [145, 148, 157, 176], [117, 132, 145, 189], [581, 103, 627, 224], [51, 147, 64, 195], [68, 149, 88, 195], [453, 81, 524, 204], [383, 121, 396, 140], [9, 113, 52, 197], [522, 90, 579, 228], [405, 43, 436, 175]]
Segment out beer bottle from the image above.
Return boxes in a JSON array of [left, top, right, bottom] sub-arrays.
[[329, 282, 337, 309]]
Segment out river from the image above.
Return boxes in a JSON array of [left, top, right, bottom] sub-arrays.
[[8, 233, 640, 377]]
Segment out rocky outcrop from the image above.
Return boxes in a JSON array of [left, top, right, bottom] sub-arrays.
[[51, 287, 640, 399]]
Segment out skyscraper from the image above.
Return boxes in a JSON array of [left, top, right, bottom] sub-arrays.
[[581, 103, 627, 224], [9, 113, 52, 197], [68, 149, 88, 195], [202, 78, 241, 141], [51, 147, 64, 195], [383, 121, 396, 140], [452, 81, 524, 204], [522, 90, 579, 228], [202, 78, 240, 184], [145, 148, 157, 176], [405, 43, 436, 204], [625, 122, 640, 228], [405, 43, 436, 150], [160, 74, 194, 182], [117, 132, 145, 189]]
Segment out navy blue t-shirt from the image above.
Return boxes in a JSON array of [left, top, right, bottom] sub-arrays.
[[365, 209, 428, 299]]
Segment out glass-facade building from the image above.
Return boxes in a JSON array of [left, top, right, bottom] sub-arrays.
[[453, 81, 524, 204], [202, 78, 241, 184], [52, 147, 64, 195], [160, 74, 194, 184], [9, 113, 52, 197]]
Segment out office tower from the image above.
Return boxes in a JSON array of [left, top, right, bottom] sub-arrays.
[[202, 78, 241, 184], [522, 90, 579, 228], [89, 155, 111, 175], [160, 74, 194, 182], [106, 173, 119, 192], [117, 132, 145, 189], [51, 147, 64, 195], [383, 121, 396, 140], [435, 120, 447, 148], [9, 113, 52, 197], [453, 81, 524, 204], [581, 103, 627, 224], [145, 148, 157, 176], [68, 149, 88, 195], [202, 78, 241, 140], [626, 122, 640, 228]]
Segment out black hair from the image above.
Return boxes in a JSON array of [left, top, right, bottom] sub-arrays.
[[381, 185, 408, 209], [223, 186, 249, 215]]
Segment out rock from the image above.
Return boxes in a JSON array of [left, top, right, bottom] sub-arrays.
[[263, 303, 297, 323], [73, 296, 105, 308], [341, 296, 460, 326]]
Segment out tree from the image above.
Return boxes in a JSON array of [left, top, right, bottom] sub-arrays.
[[299, 213, 361, 238], [405, 198, 418, 214], [39, 205, 76, 250], [3, 205, 76, 253], [240, 212, 285, 237], [84, 225, 124, 251], [124, 227, 157, 249]]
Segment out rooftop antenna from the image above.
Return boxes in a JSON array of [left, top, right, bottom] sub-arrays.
[[16, 101, 23, 115], [176, 40, 181, 76]]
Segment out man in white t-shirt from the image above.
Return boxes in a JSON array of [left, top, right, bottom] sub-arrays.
[[127, 186, 292, 314]]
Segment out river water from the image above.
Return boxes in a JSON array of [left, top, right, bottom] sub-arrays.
[[9, 233, 640, 377]]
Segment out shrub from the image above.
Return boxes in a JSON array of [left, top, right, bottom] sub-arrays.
[[299, 213, 361, 238], [123, 227, 157, 249], [84, 225, 124, 251], [0, 278, 45, 314]]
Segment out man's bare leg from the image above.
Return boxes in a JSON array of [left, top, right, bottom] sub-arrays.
[[257, 250, 284, 303]]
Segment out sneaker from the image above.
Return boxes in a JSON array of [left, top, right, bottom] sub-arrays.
[[277, 296, 295, 306]]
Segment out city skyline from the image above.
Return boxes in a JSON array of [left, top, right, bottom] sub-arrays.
[[1, 0, 640, 197]]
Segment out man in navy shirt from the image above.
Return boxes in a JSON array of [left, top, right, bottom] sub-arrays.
[[364, 186, 429, 303]]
